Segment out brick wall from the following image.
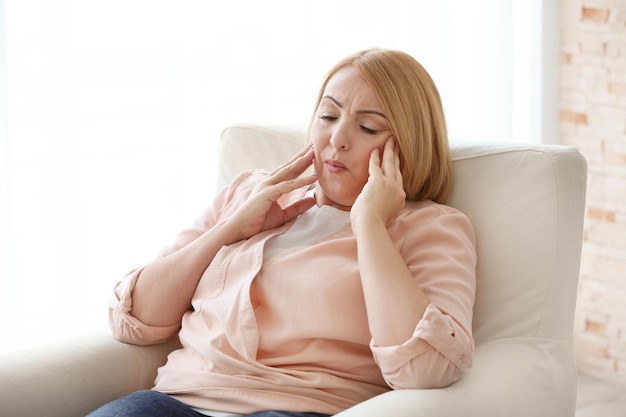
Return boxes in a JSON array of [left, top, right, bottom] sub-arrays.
[[561, 0, 626, 384]]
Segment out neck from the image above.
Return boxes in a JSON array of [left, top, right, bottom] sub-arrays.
[[314, 189, 353, 212]]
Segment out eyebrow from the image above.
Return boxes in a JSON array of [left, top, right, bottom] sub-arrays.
[[322, 95, 388, 119]]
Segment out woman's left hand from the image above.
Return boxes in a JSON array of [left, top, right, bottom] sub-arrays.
[[351, 137, 429, 348], [351, 137, 406, 229]]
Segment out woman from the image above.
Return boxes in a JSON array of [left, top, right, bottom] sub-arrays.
[[89, 49, 477, 417]]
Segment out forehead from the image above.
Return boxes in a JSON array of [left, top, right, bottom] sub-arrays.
[[322, 66, 381, 109]]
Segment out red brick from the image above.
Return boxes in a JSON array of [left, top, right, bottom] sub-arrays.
[[587, 318, 608, 335], [588, 206, 616, 222], [582, 7, 610, 23], [561, 109, 589, 124], [608, 81, 626, 95]]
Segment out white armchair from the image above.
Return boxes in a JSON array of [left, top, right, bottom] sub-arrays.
[[0, 124, 587, 417]]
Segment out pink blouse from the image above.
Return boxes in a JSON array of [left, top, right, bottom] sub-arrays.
[[109, 170, 477, 415]]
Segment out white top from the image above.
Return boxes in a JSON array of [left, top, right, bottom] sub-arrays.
[[264, 193, 351, 259]]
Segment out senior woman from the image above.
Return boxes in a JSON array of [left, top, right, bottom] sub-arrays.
[[87, 48, 477, 417]]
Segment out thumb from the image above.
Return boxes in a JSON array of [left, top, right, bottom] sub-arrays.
[[281, 196, 316, 222]]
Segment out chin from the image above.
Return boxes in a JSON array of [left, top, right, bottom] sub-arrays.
[[317, 176, 359, 206], [320, 189, 356, 209]]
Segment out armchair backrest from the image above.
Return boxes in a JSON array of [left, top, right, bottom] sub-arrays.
[[446, 143, 586, 344], [217, 124, 587, 346]]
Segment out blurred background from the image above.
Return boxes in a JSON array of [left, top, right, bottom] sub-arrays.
[[0, 0, 549, 352]]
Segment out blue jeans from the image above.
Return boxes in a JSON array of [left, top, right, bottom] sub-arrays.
[[86, 390, 333, 417]]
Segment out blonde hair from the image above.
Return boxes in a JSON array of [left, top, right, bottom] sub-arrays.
[[309, 49, 452, 203]]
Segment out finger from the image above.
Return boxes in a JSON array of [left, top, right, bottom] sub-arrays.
[[380, 137, 396, 176], [383, 136, 402, 179], [281, 196, 316, 222], [368, 147, 382, 176], [392, 139, 401, 177], [394, 146, 402, 176], [265, 172, 318, 201], [392, 142, 404, 188], [271, 143, 313, 172]]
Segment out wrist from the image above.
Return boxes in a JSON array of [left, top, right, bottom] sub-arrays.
[[351, 212, 387, 238], [214, 218, 244, 246]]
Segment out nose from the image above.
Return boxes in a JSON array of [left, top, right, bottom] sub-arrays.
[[329, 120, 351, 150]]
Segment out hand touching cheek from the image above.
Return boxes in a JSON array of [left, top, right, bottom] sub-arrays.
[[351, 137, 406, 230]]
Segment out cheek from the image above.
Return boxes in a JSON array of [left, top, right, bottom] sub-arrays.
[[353, 142, 384, 180], [309, 128, 327, 149], [313, 154, 323, 175], [309, 133, 327, 172], [356, 147, 376, 173]]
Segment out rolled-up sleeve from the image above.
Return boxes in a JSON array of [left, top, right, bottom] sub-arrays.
[[108, 267, 181, 345], [370, 304, 471, 389], [371, 204, 477, 389]]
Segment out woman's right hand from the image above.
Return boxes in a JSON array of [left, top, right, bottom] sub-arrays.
[[127, 144, 317, 329], [225, 144, 318, 241]]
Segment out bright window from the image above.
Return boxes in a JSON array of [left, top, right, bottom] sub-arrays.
[[0, 0, 552, 352]]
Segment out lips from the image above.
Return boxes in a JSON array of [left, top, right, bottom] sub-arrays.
[[325, 159, 347, 174]]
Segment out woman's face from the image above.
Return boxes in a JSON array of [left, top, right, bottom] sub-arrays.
[[310, 65, 394, 210]]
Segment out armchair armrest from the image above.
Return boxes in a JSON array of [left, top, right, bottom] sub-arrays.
[[0, 330, 179, 417], [335, 339, 577, 417], [1, 331, 576, 417]]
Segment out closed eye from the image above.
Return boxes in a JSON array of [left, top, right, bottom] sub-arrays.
[[360, 125, 378, 135]]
